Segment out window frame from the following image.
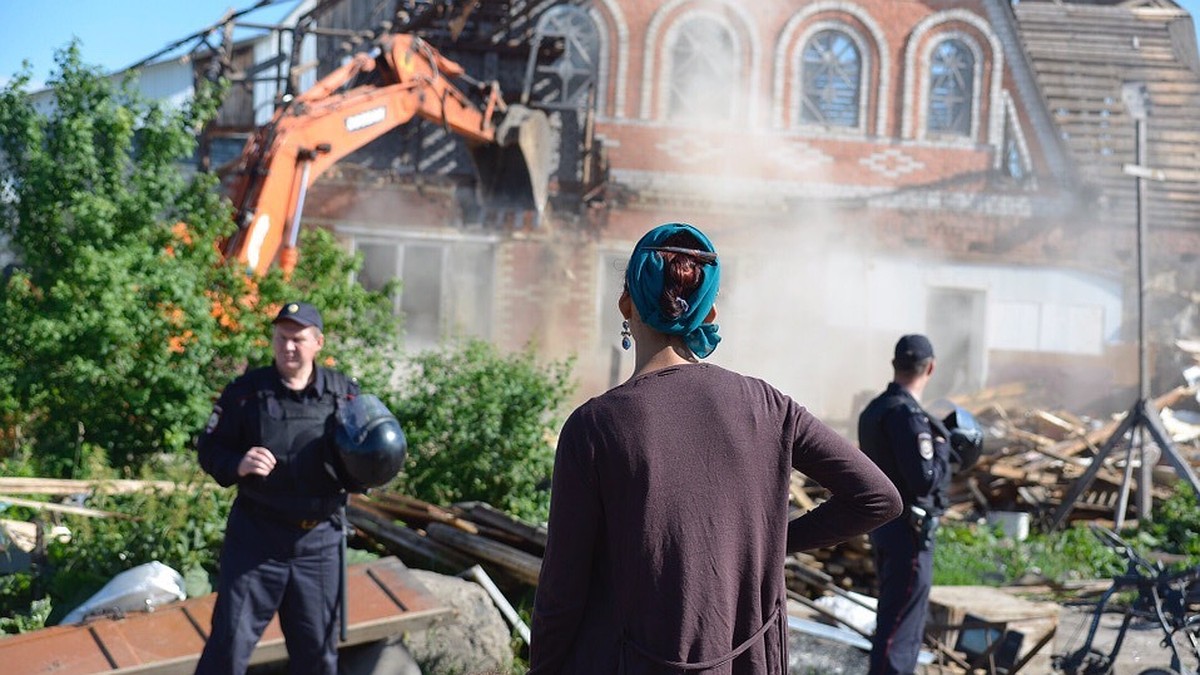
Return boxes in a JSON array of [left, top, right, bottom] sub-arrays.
[[659, 11, 742, 124], [795, 22, 869, 134], [343, 229, 498, 349], [919, 32, 984, 144]]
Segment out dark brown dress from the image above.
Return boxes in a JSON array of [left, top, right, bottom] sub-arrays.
[[529, 363, 901, 674]]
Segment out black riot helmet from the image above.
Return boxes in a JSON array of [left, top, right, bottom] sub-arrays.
[[942, 405, 984, 472], [334, 394, 407, 492]]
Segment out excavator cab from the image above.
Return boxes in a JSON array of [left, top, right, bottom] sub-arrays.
[[219, 34, 556, 277]]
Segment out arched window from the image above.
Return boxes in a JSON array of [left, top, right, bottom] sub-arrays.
[[667, 17, 736, 121], [800, 29, 861, 128], [927, 39, 974, 136], [523, 6, 600, 110]]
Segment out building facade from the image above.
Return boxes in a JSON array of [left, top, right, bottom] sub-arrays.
[[202, 0, 1200, 420]]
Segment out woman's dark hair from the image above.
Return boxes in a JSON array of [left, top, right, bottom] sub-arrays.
[[657, 232, 707, 320]]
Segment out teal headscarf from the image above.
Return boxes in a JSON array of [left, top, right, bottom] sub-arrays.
[[624, 222, 722, 358]]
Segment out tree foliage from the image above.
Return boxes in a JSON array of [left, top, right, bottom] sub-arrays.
[[391, 339, 574, 521], [0, 42, 398, 475], [0, 42, 578, 637]]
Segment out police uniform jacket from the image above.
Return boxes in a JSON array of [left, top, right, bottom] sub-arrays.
[[857, 382, 950, 516], [199, 364, 358, 519]]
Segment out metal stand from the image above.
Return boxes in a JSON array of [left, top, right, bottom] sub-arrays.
[[1049, 398, 1200, 530], [1050, 84, 1200, 529], [339, 502, 349, 642]]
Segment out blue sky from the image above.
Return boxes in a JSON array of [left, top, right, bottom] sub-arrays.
[[0, 0, 301, 90], [3, 0, 1200, 90]]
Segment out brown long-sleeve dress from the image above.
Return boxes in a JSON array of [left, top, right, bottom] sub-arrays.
[[529, 363, 902, 674]]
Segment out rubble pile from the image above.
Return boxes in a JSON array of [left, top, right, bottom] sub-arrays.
[[948, 383, 1199, 524], [5, 377, 1197, 602], [787, 380, 1200, 597], [2, 376, 1198, 672]]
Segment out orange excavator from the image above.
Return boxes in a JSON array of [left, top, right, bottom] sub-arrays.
[[218, 33, 551, 277]]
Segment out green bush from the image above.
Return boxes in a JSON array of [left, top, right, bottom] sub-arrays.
[[45, 481, 229, 626], [390, 339, 574, 522], [934, 521, 1125, 586], [0, 573, 47, 635], [1137, 485, 1200, 560], [0, 475, 232, 632], [935, 488, 1200, 588]]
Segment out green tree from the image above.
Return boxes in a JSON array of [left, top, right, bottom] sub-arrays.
[[0, 42, 398, 475], [392, 339, 574, 521]]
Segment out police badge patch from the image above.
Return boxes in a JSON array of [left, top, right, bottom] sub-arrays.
[[918, 432, 934, 460], [205, 405, 222, 434]]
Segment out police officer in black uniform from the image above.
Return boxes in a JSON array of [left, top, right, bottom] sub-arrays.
[[195, 301, 358, 675], [858, 334, 951, 675]]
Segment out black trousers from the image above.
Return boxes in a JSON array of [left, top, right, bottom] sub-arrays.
[[868, 517, 933, 675], [195, 502, 342, 675]]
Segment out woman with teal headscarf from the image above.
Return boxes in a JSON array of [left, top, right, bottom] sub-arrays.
[[530, 223, 901, 674], [621, 222, 722, 362]]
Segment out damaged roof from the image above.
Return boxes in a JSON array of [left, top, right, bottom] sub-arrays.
[[1015, 0, 1200, 232]]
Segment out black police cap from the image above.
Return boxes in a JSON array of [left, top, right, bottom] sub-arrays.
[[894, 334, 934, 365], [274, 301, 323, 332]]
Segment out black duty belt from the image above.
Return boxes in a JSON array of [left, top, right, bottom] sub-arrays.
[[236, 496, 334, 530]]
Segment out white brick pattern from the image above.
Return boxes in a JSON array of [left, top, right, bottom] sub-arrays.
[[860, 148, 926, 178]]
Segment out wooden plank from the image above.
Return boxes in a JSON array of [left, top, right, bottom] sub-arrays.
[[789, 473, 818, 512], [363, 561, 443, 613], [349, 504, 475, 574], [88, 610, 207, 668], [358, 493, 480, 534], [425, 522, 542, 586], [0, 496, 127, 519], [456, 500, 548, 551], [0, 478, 199, 496]]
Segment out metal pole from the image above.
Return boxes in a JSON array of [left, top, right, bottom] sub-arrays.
[[1115, 436, 1136, 531], [1127, 84, 1154, 523], [339, 503, 349, 642], [462, 565, 531, 645], [1135, 115, 1149, 403]]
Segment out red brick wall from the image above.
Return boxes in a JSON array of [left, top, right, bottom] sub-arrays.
[[303, 1, 1199, 412]]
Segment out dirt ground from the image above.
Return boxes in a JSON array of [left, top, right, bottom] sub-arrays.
[[788, 595, 1198, 674], [1051, 602, 1198, 674]]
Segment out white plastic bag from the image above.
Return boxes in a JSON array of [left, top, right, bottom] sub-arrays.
[[814, 591, 878, 636], [60, 561, 186, 625]]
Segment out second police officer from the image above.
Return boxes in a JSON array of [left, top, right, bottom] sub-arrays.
[[858, 334, 950, 675]]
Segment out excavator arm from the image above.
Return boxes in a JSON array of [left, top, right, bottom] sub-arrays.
[[221, 34, 550, 276]]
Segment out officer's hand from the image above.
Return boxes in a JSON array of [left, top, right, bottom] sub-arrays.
[[238, 446, 277, 478]]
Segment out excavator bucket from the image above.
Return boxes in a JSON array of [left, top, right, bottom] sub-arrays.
[[469, 104, 552, 216]]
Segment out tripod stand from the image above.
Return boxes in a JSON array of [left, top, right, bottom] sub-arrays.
[[1049, 83, 1200, 530], [1049, 397, 1200, 530]]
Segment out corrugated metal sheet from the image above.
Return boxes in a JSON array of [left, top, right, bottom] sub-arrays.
[[0, 556, 447, 674]]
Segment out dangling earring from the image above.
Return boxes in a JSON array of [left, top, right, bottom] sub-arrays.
[[621, 319, 632, 351]]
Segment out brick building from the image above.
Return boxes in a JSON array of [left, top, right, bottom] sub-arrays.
[[205, 0, 1200, 421]]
